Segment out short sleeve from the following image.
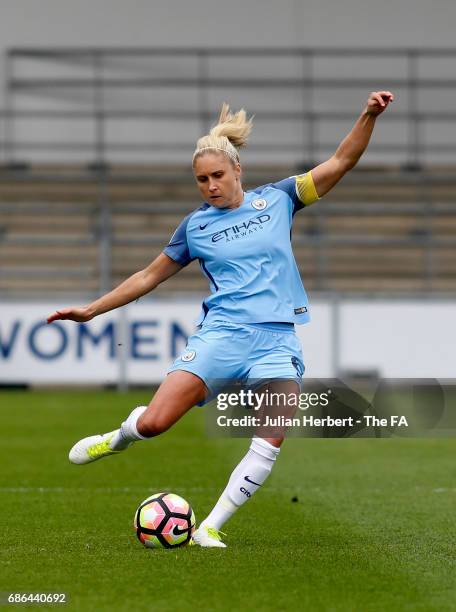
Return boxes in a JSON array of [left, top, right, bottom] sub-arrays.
[[272, 172, 320, 214], [163, 213, 194, 267]]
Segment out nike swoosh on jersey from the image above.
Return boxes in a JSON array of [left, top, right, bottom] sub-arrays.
[[199, 224, 208, 230]]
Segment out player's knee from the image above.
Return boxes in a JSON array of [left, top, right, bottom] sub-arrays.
[[252, 436, 283, 455], [269, 436, 284, 448], [137, 411, 171, 437]]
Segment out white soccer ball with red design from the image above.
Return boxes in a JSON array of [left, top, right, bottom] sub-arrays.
[[134, 492, 195, 548]]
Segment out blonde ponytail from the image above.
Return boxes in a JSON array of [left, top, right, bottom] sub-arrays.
[[193, 103, 253, 165]]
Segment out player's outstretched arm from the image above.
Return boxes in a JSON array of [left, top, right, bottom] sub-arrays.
[[47, 253, 182, 324], [310, 90, 394, 198]]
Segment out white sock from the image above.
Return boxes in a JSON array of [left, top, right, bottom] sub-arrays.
[[200, 437, 280, 531], [110, 405, 148, 450]]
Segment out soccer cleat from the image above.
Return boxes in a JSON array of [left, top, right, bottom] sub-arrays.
[[69, 430, 129, 465], [191, 526, 227, 548]]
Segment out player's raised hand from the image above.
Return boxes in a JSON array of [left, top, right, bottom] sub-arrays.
[[47, 306, 93, 324], [365, 91, 394, 116]]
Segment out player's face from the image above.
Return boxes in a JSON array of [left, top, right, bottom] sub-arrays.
[[193, 153, 243, 209]]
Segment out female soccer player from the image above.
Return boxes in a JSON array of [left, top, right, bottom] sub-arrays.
[[47, 91, 394, 547]]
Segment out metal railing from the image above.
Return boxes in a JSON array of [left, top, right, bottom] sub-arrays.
[[1, 47, 456, 166]]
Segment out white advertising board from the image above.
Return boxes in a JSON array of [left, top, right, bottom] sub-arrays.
[[0, 300, 454, 384]]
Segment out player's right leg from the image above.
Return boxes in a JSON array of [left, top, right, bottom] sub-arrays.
[[70, 320, 242, 464], [68, 370, 206, 464]]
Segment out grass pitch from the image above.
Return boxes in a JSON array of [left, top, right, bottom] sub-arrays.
[[1, 390, 456, 611]]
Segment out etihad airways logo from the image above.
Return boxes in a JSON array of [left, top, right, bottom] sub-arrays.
[[211, 214, 271, 243]]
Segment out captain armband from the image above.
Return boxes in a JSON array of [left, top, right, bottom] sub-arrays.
[[295, 173, 320, 206]]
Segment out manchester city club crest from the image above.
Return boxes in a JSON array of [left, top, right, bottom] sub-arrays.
[[181, 350, 196, 362], [251, 198, 267, 211]]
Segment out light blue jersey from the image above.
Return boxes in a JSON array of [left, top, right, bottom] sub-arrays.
[[164, 174, 320, 327]]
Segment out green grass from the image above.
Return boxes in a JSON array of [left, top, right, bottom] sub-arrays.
[[1, 390, 456, 611]]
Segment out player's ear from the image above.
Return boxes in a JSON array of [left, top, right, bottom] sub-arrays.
[[235, 162, 242, 181]]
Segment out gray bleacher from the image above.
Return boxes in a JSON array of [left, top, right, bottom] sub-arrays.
[[0, 48, 455, 298], [1, 165, 455, 298]]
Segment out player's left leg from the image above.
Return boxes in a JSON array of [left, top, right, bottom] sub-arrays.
[[193, 436, 284, 548], [193, 379, 298, 548]]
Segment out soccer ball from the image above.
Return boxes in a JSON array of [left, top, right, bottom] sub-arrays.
[[134, 492, 195, 549]]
